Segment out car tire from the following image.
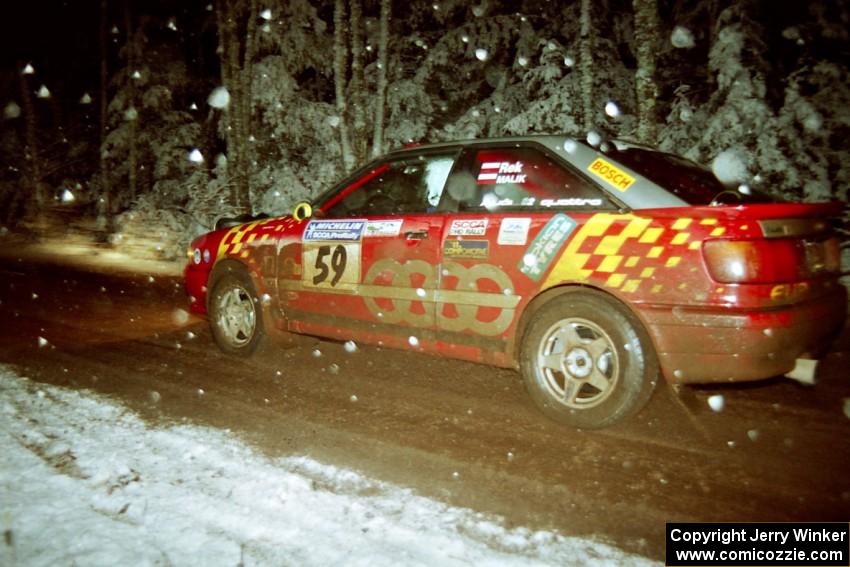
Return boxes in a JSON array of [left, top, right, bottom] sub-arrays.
[[520, 290, 658, 429], [208, 268, 264, 356]]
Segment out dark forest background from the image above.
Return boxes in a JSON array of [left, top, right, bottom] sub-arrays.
[[1, 0, 848, 260]]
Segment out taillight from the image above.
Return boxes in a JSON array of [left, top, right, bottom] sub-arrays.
[[703, 237, 838, 284]]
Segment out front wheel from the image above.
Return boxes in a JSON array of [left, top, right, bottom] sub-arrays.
[[208, 269, 264, 356], [520, 291, 658, 429]]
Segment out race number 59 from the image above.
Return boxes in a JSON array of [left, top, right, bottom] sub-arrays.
[[302, 242, 361, 291]]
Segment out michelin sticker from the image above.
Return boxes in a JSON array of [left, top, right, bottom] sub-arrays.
[[364, 220, 402, 237], [304, 220, 366, 241], [518, 214, 576, 281], [497, 218, 531, 245], [449, 219, 488, 236]]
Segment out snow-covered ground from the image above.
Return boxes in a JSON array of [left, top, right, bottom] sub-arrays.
[[0, 366, 657, 566]]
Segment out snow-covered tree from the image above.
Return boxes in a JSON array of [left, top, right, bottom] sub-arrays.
[[632, 0, 660, 144]]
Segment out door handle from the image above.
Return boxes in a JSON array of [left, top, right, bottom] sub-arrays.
[[405, 230, 429, 241]]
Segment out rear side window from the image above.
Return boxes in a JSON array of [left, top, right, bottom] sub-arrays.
[[606, 147, 777, 206], [444, 147, 613, 212]]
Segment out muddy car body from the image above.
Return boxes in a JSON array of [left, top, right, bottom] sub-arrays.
[[185, 136, 847, 428]]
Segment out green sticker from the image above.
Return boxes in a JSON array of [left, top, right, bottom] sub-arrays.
[[518, 214, 576, 281]]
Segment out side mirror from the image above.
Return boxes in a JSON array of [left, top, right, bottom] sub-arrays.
[[292, 201, 313, 221]]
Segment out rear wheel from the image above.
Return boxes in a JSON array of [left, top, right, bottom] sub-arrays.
[[208, 269, 264, 356], [520, 290, 658, 429]]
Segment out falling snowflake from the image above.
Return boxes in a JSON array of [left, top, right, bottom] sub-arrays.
[[564, 55, 575, 67], [80, 93, 92, 104], [22, 63, 35, 74], [604, 100, 621, 118], [522, 254, 538, 268], [4, 102, 21, 119], [60, 189, 75, 203], [167, 17, 178, 31], [172, 308, 189, 325], [37, 85, 51, 99], [260, 8, 272, 20], [474, 48, 489, 61], [37, 337, 49, 348], [131, 70, 142, 80], [586, 130, 602, 146], [563, 139, 578, 153], [517, 56, 528, 67], [124, 106, 138, 121], [344, 340, 357, 353], [712, 149, 748, 186], [707, 395, 725, 413], [671, 26, 695, 49], [208, 86, 230, 109], [189, 102, 198, 110], [349, 394, 358, 402], [188, 149, 204, 163], [408, 336, 420, 347]]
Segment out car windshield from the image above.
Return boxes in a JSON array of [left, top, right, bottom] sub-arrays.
[[605, 146, 777, 206]]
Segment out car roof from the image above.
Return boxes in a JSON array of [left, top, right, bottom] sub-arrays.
[[386, 135, 688, 210]]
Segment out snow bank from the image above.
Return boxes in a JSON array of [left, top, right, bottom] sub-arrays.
[[0, 367, 656, 566]]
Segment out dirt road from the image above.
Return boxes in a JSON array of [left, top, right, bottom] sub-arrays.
[[1, 257, 848, 560]]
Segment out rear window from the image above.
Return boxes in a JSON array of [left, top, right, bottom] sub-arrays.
[[605, 147, 777, 206]]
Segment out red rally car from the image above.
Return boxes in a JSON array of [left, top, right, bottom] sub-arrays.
[[185, 136, 847, 428]]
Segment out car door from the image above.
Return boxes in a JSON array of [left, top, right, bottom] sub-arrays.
[[278, 151, 458, 351], [435, 143, 618, 363]]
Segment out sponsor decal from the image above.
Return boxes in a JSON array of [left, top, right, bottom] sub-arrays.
[[303, 219, 366, 241], [587, 158, 636, 192], [302, 242, 361, 291], [364, 219, 403, 237], [477, 161, 527, 185], [448, 219, 488, 236], [540, 198, 603, 207], [518, 214, 576, 281], [443, 239, 489, 259], [497, 218, 531, 245]]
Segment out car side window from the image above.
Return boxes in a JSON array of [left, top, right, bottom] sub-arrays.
[[324, 154, 456, 217], [445, 146, 613, 212]]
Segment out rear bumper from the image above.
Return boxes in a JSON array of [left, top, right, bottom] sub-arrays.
[[639, 286, 848, 384]]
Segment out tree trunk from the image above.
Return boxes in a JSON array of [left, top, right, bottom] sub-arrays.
[[124, 0, 138, 203], [371, 0, 391, 158], [16, 65, 42, 226], [333, 0, 355, 170], [215, 0, 255, 213], [349, 0, 366, 164], [100, 0, 113, 232], [579, 0, 594, 133], [633, 0, 660, 144]]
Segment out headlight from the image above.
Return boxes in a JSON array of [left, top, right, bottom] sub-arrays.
[[193, 248, 202, 264]]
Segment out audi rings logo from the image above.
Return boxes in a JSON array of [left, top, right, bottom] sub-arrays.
[[362, 259, 435, 327], [362, 259, 519, 336]]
